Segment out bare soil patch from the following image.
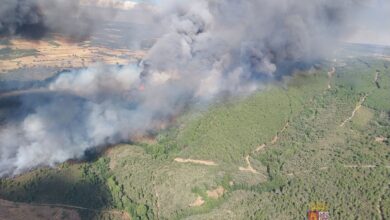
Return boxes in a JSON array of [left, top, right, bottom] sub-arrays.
[[189, 196, 205, 207], [327, 67, 336, 89], [375, 136, 388, 143], [174, 158, 217, 166], [206, 186, 225, 199], [254, 144, 266, 153]]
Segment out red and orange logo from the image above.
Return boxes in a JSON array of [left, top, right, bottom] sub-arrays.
[[308, 211, 319, 220], [308, 202, 329, 220]]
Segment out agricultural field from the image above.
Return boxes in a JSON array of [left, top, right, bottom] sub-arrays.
[[0, 55, 389, 219], [0, 36, 145, 74]]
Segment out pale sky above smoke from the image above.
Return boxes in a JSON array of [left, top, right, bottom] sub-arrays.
[[0, 0, 386, 176], [347, 0, 390, 46]]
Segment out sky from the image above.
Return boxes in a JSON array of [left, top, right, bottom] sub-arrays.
[[347, 0, 390, 45]]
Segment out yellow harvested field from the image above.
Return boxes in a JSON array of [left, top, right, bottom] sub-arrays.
[[0, 37, 146, 73]]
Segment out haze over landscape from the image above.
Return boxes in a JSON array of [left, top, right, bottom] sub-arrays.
[[0, 0, 389, 219]]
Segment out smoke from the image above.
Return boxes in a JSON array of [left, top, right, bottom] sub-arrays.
[[81, 0, 138, 10], [0, 0, 365, 176], [0, 65, 187, 175], [0, 0, 108, 40], [142, 0, 359, 97]]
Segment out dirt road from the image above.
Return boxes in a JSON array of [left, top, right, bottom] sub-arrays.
[[174, 158, 217, 166], [239, 155, 259, 174], [327, 67, 336, 89], [340, 94, 368, 127], [239, 121, 289, 175]]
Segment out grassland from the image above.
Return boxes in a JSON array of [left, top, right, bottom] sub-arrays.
[[0, 56, 389, 219]]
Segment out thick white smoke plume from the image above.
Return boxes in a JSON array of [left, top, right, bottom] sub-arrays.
[[0, 0, 363, 176], [81, 0, 138, 10]]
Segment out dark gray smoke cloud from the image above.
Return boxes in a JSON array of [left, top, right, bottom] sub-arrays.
[[138, 0, 362, 99], [0, 0, 365, 176], [0, 0, 102, 40]]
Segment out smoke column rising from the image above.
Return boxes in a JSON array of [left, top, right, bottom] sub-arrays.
[[0, 0, 105, 40], [0, 0, 363, 176]]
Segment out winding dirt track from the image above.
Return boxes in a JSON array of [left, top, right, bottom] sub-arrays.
[[340, 94, 368, 127], [239, 155, 259, 174], [327, 67, 336, 89], [339, 68, 381, 128], [239, 121, 290, 175]]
